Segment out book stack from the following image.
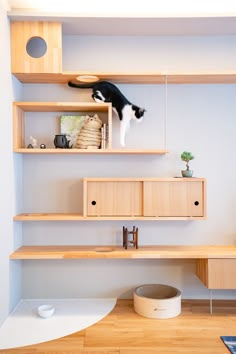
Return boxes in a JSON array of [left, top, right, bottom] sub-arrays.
[[101, 123, 109, 149]]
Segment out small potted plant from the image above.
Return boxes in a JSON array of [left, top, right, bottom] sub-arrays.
[[181, 151, 194, 177]]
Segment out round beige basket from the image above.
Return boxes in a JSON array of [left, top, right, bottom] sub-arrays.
[[133, 284, 181, 319]]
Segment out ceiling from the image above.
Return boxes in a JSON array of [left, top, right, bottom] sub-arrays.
[[6, 0, 236, 36]]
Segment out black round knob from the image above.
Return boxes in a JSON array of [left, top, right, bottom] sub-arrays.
[[91, 200, 96, 206], [194, 201, 199, 206]]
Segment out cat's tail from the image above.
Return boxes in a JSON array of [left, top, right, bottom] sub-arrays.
[[68, 81, 95, 89]]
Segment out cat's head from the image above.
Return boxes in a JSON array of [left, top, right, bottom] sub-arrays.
[[132, 105, 146, 121], [84, 114, 103, 129]]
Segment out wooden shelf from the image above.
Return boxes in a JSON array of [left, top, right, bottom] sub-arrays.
[[13, 213, 206, 221], [10, 21, 236, 84], [13, 101, 111, 112], [13, 101, 114, 150], [13, 148, 169, 155], [12, 72, 236, 84], [13, 101, 167, 154], [14, 213, 85, 221], [9, 245, 236, 260], [14, 178, 206, 221]]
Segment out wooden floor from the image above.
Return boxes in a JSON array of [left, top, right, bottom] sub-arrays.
[[1, 299, 236, 354]]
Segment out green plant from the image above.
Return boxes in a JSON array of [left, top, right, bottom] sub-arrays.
[[181, 151, 194, 171]]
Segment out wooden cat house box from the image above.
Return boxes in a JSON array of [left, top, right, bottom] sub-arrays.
[[11, 21, 62, 79]]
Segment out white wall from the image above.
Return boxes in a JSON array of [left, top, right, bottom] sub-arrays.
[[62, 35, 236, 73], [0, 3, 22, 326], [20, 34, 236, 300]]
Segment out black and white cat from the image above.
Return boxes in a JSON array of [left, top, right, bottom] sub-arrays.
[[68, 80, 145, 146]]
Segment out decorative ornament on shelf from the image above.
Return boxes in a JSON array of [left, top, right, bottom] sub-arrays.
[[27, 135, 37, 149], [54, 134, 71, 148], [181, 151, 194, 177], [74, 114, 102, 149], [123, 226, 138, 249]]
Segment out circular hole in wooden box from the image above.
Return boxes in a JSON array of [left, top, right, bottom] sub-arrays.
[[26, 37, 47, 58]]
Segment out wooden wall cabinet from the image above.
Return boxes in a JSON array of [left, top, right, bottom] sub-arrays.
[[83, 178, 206, 219], [85, 181, 143, 216], [143, 180, 204, 217], [13, 175, 206, 221]]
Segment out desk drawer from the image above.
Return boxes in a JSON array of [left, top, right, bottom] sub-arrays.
[[196, 259, 236, 289]]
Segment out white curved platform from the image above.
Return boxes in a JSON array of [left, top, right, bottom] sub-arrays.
[[0, 298, 116, 349]]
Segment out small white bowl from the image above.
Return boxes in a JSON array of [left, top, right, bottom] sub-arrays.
[[37, 304, 55, 318]]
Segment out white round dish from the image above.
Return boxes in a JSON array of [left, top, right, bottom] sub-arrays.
[[37, 304, 55, 318]]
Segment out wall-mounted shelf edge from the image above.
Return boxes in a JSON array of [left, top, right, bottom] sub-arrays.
[[13, 213, 206, 221], [13, 148, 169, 155], [12, 72, 236, 84], [9, 245, 236, 260]]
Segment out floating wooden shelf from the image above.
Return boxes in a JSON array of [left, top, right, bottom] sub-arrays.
[[13, 149, 169, 155], [13, 101, 167, 153], [14, 177, 206, 221], [14, 213, 85, 221], [10, 21, 236, 85], [13, 101, 113, 150], [12, 72, 236, 84], [9, 245, 236, 260], [13, 101, 112, 112], [13, 213, 205, 221]]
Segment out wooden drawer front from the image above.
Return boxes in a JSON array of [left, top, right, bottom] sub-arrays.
[[87, 181, 143, 216], [197, 259, 236, 289], [143, 181, 204, 217], [207, 259, 236, 289]]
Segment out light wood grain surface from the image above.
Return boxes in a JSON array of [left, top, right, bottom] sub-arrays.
[[1, 299, 235, 353], [9, 245, 236, 260], [13, 213, 205, 221], [12, 72, 236, 84], [13, 102, 112, 112], [197, 258, 236, 289], [86, 181, 143, 216], [11, 21, 62, 74], [13, 149, 169, 155]]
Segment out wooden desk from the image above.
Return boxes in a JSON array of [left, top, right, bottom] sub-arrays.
[[10, 245, 236, 290]]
